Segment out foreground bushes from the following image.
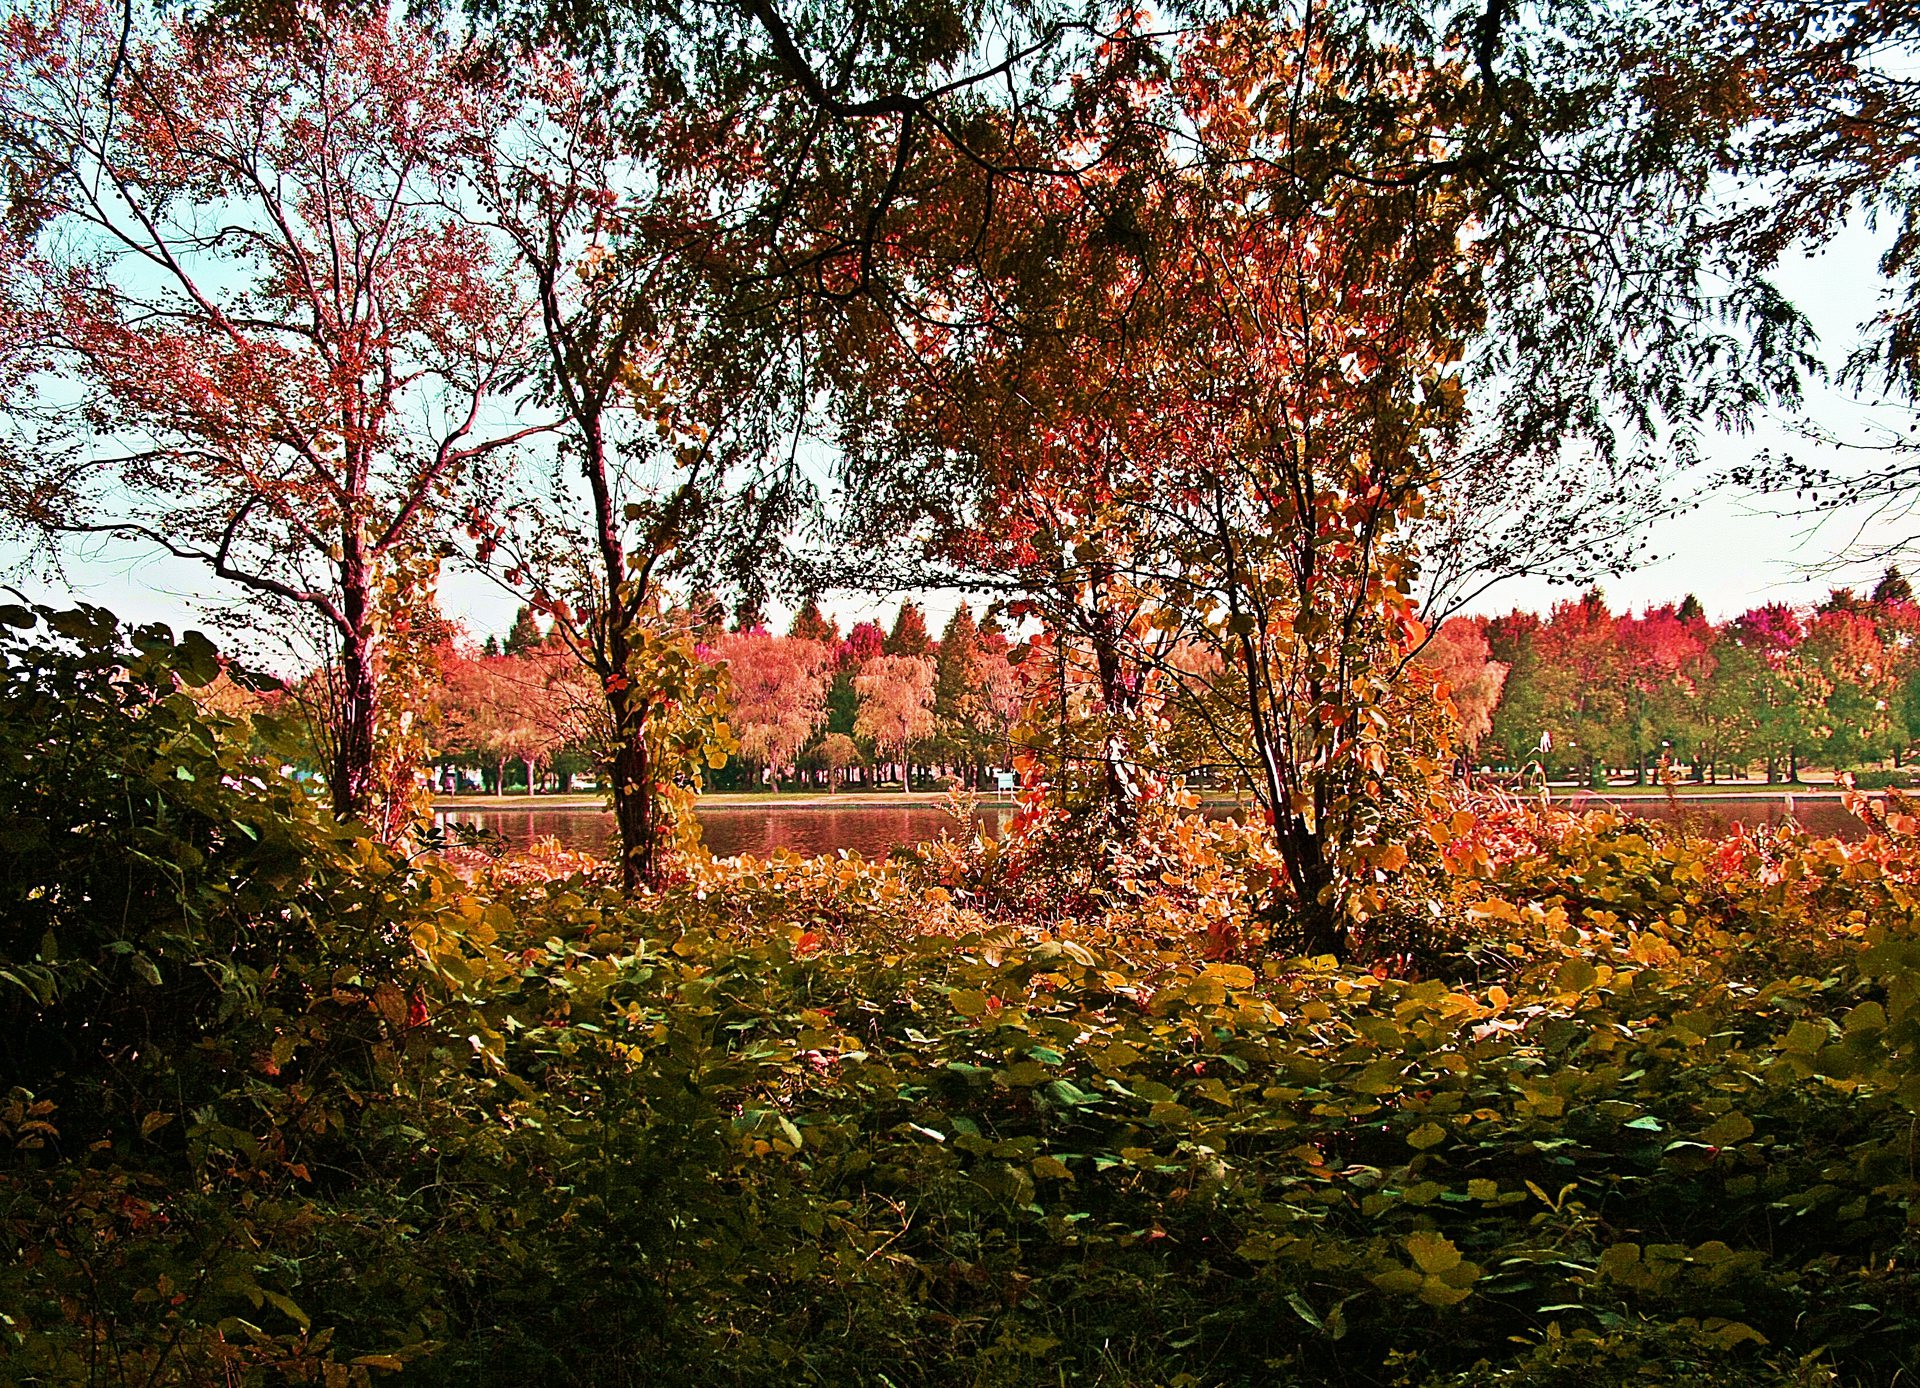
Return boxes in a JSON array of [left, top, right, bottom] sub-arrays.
[[1, 609, 1916, 1385]]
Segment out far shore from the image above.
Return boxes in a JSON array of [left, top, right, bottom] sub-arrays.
[[432, 780, 1876, 813]]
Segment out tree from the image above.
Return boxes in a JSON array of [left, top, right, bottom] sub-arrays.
[[1803, 607, 1898, 770], [1876, 567, 1915, 607], [503, 606, 547, 656], [708, 631, 834, 787], [854, 655, 936, 789], [932, 604, 997, 781], [440, 646, 582, 795], [453, 56, 803, 887], [1529, 593, 1631, 781], [814, 732, 862, 792], [0, 5, 544, 825], [843, 620, 887, 664], [1413, 619, 1510, 753], [790, 600, 840, 644], [1729, 605, 1824, 782], [1615, 604, 1712, 781], [884, 602, 933, 657]]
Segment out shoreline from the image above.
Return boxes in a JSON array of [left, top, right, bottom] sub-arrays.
[[432, 785, 1870, 813]]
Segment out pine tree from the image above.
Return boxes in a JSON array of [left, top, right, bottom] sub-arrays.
[[790, 599, 840, 644], [885, 601, 933, 657], [503, 605, 544, 655], [935, 605, 984, 719], [732, 596, 767, 633], [687, 590, 728, 645], [1677, 594, 1706, 623], [1875, 566, 1915, 605]]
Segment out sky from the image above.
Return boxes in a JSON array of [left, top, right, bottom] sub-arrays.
[[4, 220, 1908, 646], [1467, 219, 1906, 622]]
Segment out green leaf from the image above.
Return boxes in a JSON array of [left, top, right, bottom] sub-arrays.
[[1702, 1112, 1754, 1145]]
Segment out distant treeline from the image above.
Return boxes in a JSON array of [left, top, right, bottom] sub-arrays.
[[1429, 568, 1920, 783], [437, 597, 1019, 793]]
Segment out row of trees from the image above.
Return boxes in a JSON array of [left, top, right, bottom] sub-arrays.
[[1422, 569, 1920, 784], [434, 599, 1020, 794]]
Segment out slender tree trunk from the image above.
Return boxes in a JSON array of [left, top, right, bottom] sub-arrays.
[[496, 758, 507, 797], [610, 721, 656, 891], [330, 558, 378, 823]]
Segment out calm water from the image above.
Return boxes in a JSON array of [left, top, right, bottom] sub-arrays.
[[435, 802, 1019, 859], [436, 792, 1872, 859]]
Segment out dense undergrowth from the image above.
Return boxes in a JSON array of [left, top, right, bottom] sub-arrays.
[[2, 608, 1917, 1386]]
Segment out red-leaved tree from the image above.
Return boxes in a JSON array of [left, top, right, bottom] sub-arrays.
[[0, 3, 543, 824]]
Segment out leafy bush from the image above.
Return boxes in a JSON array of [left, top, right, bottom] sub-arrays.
[[2, 610, 1916, 1385]]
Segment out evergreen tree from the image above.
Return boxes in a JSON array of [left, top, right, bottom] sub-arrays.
[[503, 605, 544, 655], [1875, 566, 1915, 605], [1677, 593, 1706, 623], [934, 605, 983, 718], [790, 599, 840, 644], [885, 601, 933, 657], [687, 590, 728, 645], [732, 596, 767, 633]]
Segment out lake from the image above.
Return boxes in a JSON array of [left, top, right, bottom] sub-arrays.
[[435, 791, 1873, 860]]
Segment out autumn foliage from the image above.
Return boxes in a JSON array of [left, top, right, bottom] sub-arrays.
[[3, 608, 1918, 1387]]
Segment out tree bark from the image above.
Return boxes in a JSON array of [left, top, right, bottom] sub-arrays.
[[610, 729, 657, 891], [329, 554, 378, 822]]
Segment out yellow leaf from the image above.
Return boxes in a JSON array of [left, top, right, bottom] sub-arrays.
[[1419, 1275, 1472, 1306], [1032, 1155, 1073, 1180], [1406, 1122, 1447, 1150], [1370, 1268, 1424, 1295], [1406, 1231, 1462, 1275], [1202, 962, 1256, 991], [1466, 1179, 1498, 1201], [950, 989, 988, 1017]]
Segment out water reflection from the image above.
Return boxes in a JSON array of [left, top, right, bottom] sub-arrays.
[[435, 791, 1871, 860], [434, 802, 1020, 859]]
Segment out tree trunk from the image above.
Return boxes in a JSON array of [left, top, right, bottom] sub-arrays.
[[329, 570, 378, 823], [610, 722, 657, 892], [1271, 814, 1346, 959], [523, 757, 537, 796], [496, 758, 508, 796]]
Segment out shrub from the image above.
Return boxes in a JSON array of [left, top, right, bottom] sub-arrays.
[[3, 610, 1916, 1385]]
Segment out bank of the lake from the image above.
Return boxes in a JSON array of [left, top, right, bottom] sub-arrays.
[[434, 785, 1876, 859]]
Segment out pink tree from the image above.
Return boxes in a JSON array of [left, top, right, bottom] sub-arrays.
[[709, 632, 834, 787], [1414, 618, 1510, 751], [441, 647, 582, 795], [854, 655, 937, 791], [0, 5, 543, 824]]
